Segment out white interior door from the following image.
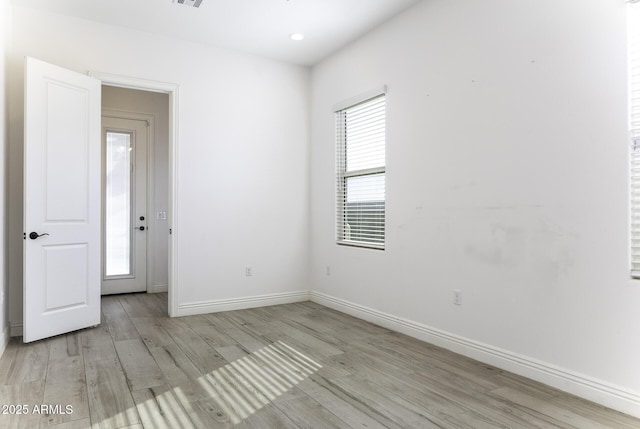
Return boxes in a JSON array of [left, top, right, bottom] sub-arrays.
[[23, 57, 101, 343], [101, 117, 148, 295]]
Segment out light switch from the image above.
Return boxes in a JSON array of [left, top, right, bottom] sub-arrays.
[[156, 211, 167, 220]]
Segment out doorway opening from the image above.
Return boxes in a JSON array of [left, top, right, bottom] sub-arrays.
[[100, 86, 169, 300], [92, 72, 179, 317]]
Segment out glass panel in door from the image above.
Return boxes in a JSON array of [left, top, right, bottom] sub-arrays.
[[105, 131, 132, 277]]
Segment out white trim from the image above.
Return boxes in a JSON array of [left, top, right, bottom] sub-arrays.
[[332, 85, 387, 112], [175, 291, 311, 317], [0, 325, 9, 357], [148, 284, 168, 293], [310, 291, 640, 419], [90, 71, 180, 318], [88, 72, 176, 94], [10, 321, 22, 337]]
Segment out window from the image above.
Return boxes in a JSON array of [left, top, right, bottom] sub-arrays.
[[335, 91, 386, 249], [630, 1, 640, 277]]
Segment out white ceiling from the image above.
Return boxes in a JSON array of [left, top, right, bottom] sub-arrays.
[[11, 0, 422, 66]]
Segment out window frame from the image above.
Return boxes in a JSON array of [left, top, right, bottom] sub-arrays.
[[334, 88, 387, 250], [630, 2, 640, 278]]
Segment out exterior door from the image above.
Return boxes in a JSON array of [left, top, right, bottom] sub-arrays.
[[101, 117, 148, 295], [23, 57, 101, 343]]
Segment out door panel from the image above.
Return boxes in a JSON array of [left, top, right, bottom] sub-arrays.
[[43, 244, 88, 311], [24, 57, 101, 343], [101, 117, 148, 295], [44, 81, 90, 221]]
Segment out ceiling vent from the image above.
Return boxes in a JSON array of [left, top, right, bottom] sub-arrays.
[[174, 0, 203, 8]]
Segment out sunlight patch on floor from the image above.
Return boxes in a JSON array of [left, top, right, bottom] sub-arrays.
[[197, 341, 322, 424], [132, 340, 322, 427]]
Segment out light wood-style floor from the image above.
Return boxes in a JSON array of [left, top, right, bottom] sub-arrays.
[[0, 293, 638, 429]]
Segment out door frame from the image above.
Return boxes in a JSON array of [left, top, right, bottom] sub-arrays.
[[90, 71, 179, 317], [101, 111, 153, 294]]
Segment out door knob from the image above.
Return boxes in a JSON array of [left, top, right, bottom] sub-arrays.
[[29, 232, 49, 240], [135, 226, 146, 231]]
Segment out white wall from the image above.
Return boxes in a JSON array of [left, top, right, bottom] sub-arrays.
[[0, 0, 11, 356], [310, 0, 640, 416], [102, 86, 170, 292], [8, 6, 310, 324]]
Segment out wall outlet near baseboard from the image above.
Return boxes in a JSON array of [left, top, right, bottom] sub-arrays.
[[453, 289, 462, 306], [326, 266, 331, 276], [245, 266, 253, 277]]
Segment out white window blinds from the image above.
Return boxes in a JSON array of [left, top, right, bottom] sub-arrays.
[[630, 2, 640, 277], [336, 93, 386, 249]]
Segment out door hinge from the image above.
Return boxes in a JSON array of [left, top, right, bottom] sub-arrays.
[[169, 228, 172, 235], [23, 232, 26, 240]]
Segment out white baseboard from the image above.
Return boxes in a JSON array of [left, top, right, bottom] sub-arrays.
[[175, 290, 311, 317], [310, 291, 640, 419], [0, 325, 9, 358], [9, 321, 22, 337], [148, 284, 168, 293]]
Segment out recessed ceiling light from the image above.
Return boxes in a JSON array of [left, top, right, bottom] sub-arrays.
[[289, 33, 305, 41]]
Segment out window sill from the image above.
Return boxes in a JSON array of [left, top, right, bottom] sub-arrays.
[[337, 240, 385, 251]]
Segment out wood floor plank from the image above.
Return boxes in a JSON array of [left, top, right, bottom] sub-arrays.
[[158, 318, 228, 374], [295, 377, 391, 429], [47, 418, 92, 429], [224, 308, 273, 327], [182, 315, 238, 349], [129, 317, 174, 349], [148, 344, 212, 404], [0, 338, 19, 381], [405, 372, 576, 429], [273, 396, 351, 429], [491, 387, 622, 429], [546, 392, 640, 429], [2, 292, 639, 429], [351, 368, 521, 429], [83, 340, 139, 429], [78, 317, 113, 348], [149, 293, 169, 315], [114, 339, 165, 391], [215, 345, 249, 363], [216, 324, 269, 353], [102, 298, 140, 342], [244, 403, 299, 429], [205, 313, 269, 352], [188, 397, 250, 429], [274, 307, 338, 334], [369, 335, 502, 392], [40, 382, 89, 428], [272, 320, 345, 357], [0, 381, 45, 429], [48, 334, 81, 360], [149, 344, 201, 385], [40, 355, 90, 427], [329, 375, 447, 428], [3, 340, 50, 385], [119, 294, 165, 318], [203, 312, 240, 332], [131, 384, 196, 429]]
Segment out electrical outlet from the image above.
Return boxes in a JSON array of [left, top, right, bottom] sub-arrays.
[[326, 266, 331, 276], [245, 266, 253, 277], [453, 289, 462, 306]]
